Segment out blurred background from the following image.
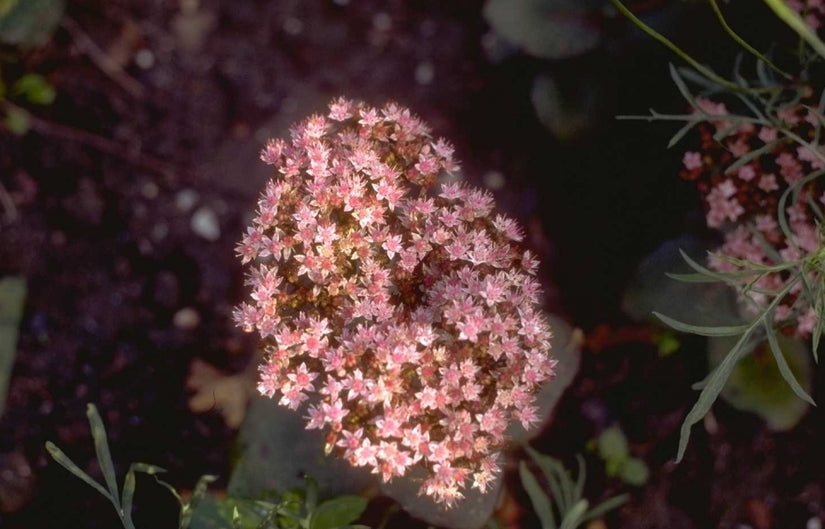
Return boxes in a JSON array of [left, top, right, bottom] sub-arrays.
[[1, 1, 823, 528]]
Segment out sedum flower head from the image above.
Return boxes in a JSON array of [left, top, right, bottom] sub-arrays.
[[234, 98, 556, 505]]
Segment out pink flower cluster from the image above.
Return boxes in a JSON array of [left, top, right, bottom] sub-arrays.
[[234, 98, 556, 505], [680, 93, 825, 335]]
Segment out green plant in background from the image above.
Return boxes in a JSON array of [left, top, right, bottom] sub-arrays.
[[46, 404, 218, 529], [0, 0, 61, 134], [614, 0, 825, 461], [589, 426, 649, 487], [519, 445, 629, 529], [190, 476, 368, 529], [0, 0, 64, 47], [46, 404, 369, 529]]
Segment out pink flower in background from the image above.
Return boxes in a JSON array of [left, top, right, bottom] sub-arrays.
[[235, 97, 556, 505], [679, 90, 825, 337]]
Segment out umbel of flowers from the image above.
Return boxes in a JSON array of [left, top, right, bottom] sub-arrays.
[[679, 90, 825, 336], [234, 98, 557, 505]]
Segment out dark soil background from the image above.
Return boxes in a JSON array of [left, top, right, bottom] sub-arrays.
[[0, 1, 823, 528]]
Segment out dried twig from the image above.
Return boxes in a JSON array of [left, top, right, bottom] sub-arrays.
[[61, 16, 146, 99], [1, 101, 176, 179]]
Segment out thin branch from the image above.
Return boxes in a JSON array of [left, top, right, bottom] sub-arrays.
[[1, 101, 175, 179], [707, 0, 792, 80], [608, 0, 755, 95], [61, 16, 145, 100]]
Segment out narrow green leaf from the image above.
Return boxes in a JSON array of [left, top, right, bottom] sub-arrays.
[[232, 506, 242, 529], [559, 499, 588, 529], [763, 0, 825, 59], [557, 460, 575, 517], [309, 496, 367, 529], [121, 469, 137, 528], [776, 169, 825, 249], [669, 63, 700, 110], [304, 475, 319, 516], [120, 463, 168, 528], [86, 403, 120, 503], [653, 312, 750, 337], [519, 462, 556, 529], [664, 271, 716, 283], [725, 138, 783, 174], [747, 226, 784, 265], [764, 321, 816, 405], [525, 446, 568, 512], [573, 455, 586, 502], [179, 474, 218, 529], [580, 494, 629, 523], [667, 120, 699, 149], [804, 192, 824, 223], [674, 66, 727, 91], [676, 327, 756, 462], [45, 441, 112, 500]]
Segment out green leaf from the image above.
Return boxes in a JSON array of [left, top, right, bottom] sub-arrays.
[[653, 312, 750, 337], [677, 327, 757, 462], [653, 330, 680, 357], [0, 0, 64, 46], [192, 497, 278, 529], [558, 498, 588, 529], [4, 106, 30, 135], [667, 120, 699, 148], [86, 404, 121, 504], [304, 475, 319, 516], [310, 496, 367, 529], [572, 455, 586, 503], [764, 322, 815, 406], [580, 494, 629, 523], [519, 462, 556, 529], [121, 470, 137, 527], [180, 475, 218, 529], [0, 0, 18, 17], [0, 277, 26, 416], [762, 0, 825, 59], [724, 138, 783, 175], [232, 507, 241, 529], [596, 427, 629, 463], [45, 440, 113, 501], [618, 458, 649, 486], [524, 446, 569, 513], [120, 461, 167, 525], [711, 332, 814, 431], [11, 73, 56, 105]]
